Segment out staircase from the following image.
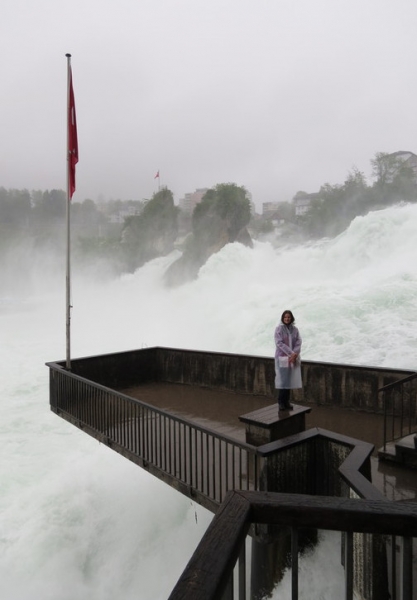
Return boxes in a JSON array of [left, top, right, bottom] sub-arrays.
[[378, 372, 417, 468]]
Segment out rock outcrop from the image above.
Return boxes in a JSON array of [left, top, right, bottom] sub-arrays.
[[164, 184, 253, 286], [121, 188, 178, 272]]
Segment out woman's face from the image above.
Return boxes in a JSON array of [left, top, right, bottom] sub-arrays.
[[283, 312, 292, 324]]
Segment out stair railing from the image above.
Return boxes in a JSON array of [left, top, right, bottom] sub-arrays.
[[379, 372, 417, 451]]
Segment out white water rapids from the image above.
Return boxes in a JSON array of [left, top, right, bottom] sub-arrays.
[[1, 203, 417, 599]]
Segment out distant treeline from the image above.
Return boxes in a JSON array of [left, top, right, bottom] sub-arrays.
[[0, 184, 251, 280], [1, 151, 417, 278], [0, 187, 145, 238], [295, 154, 417, 238], [252, 152, 417, 240], [0, 188, 148, 284]]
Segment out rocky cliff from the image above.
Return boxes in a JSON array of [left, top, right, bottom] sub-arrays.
[[164, 183, 253, 286]]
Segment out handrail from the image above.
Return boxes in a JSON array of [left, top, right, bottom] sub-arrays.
[[48, 361, 392, 506], [380, 371, 417, 452], [48, 360, 253, 450], [47, 356, 417, 598], [378, 371, 417, 393], [169, 491, 417, 600], [48, 362, 260, 512]]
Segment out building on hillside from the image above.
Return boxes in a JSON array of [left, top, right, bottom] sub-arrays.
[[246, 190, 256, 215], [292, 192, 319, 216], [262, 202, 281, 218], [178, 188, 209, 213], [107, 205, 142, 224], [269, 210, 286, 226]]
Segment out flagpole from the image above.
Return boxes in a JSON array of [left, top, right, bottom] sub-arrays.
[[65, 53, 72, 370]]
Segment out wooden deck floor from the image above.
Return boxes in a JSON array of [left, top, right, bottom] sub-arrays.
[[120, 382, 417, 502], [121, 382, 272, 442], [121, 382, 385, 447]]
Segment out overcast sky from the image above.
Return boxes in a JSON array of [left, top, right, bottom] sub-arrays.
[[2, 0, 417, 210]]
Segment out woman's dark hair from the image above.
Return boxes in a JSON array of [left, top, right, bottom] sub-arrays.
[[281, 310, 295, 324]]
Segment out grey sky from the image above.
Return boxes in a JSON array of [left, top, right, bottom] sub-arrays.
[[1, 0, 417, 210]]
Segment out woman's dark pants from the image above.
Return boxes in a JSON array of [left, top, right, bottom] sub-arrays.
[[277, 367, 291, 409]]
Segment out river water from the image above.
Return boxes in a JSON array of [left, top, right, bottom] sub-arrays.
[[1, 202, 417, 599]]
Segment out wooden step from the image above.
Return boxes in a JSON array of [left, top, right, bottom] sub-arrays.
[[378, 434, 417, 469]]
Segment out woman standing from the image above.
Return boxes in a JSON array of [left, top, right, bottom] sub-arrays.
[[274, 310, 302, 411]]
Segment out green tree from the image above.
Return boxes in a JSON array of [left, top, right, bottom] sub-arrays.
[[164, 183, 253, 286], [343, 167, 367, 194], [371, 152, 399, 187], [121, 187, 178, 271], [0, 188, 31, 228], [298, 170, 372, 239], [390, 163, 417, 202], [193, 183, 251, 237], [32, 189, 66, 221], [371, 152, 417, 203]]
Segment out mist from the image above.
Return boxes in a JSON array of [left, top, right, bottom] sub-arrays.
[[2, 1, 417, 209], [56, 202, 417, 367], [2, 203, 417, 599]]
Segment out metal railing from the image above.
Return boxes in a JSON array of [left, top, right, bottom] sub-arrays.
[[47, 357, 417, 599], [169, 491, 417, 600], [48, 363, 261, 511], [379, 372, 417, 451]]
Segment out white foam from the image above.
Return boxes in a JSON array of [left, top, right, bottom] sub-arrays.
[[2, 203, 417, 598]]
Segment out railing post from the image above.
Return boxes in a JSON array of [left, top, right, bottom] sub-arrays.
[[238, 543, 246, 600], [379, 372, 417, 450], [344, 531, 353, 600], [401, 536, 412, 600], [291, 526, 299, 600], [391, 535, 397, 600], [49, 369, 58, 411], [401, 386, 404, 439]]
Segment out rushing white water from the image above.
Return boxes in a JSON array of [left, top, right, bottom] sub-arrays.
[[1, 203, 417, 599]]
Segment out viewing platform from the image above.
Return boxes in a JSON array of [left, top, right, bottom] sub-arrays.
[[46, 347, 417, 502], [46, 346, 417, 600]]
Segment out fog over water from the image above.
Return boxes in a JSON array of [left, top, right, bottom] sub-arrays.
[[1, 203, 417, 599], [3, 0, 417, 208]]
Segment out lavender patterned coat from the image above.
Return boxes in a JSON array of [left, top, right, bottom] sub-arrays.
[[274, 323, 302, 389]]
